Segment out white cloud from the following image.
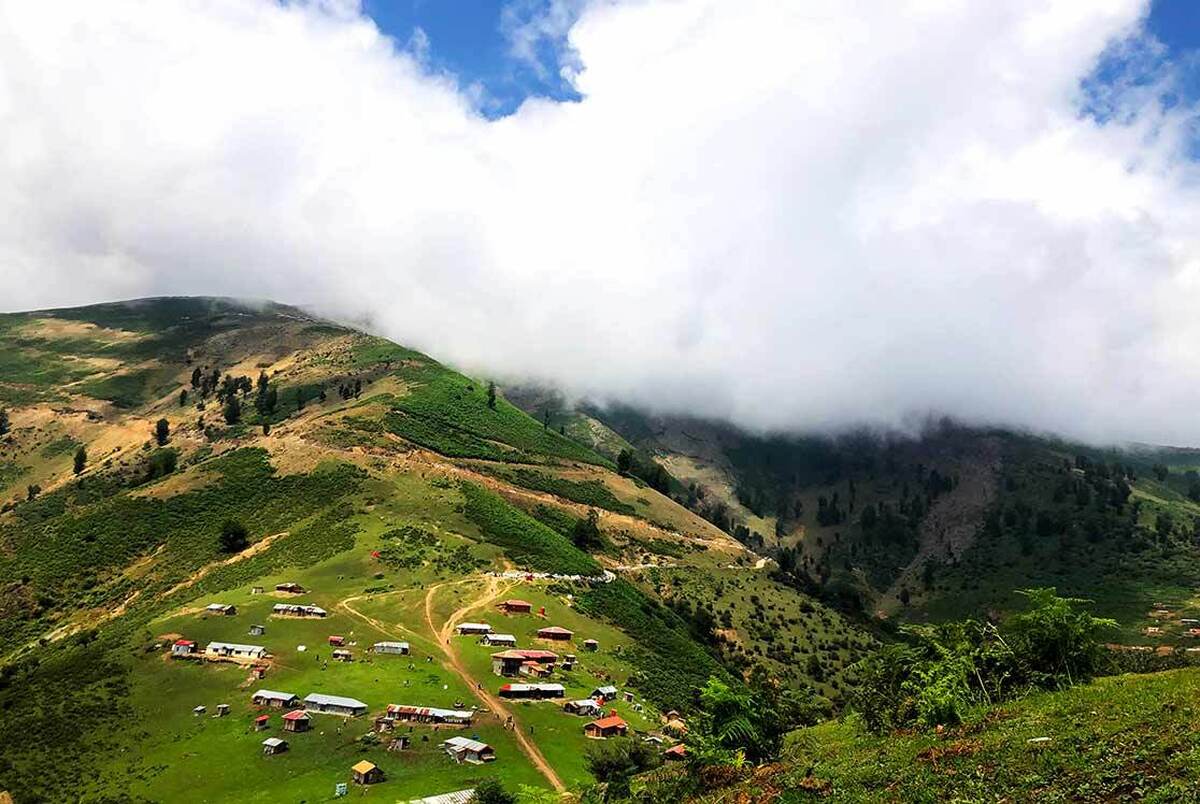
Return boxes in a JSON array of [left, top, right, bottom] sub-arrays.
[[2, 0, 1200, 445]]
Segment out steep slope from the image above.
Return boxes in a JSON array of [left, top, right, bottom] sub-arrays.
[[0, 298, 864, 803], [668, 665, 1200, 802]]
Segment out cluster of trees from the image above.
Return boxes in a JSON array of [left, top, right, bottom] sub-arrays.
[[572, 508, 604, 551], [853, 588, 1114, 733], [0, 407, 9, 436], [218, 519, 249, 553], [617, 448, 673, 495]]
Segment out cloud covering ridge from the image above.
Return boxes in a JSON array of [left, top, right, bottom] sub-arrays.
[[1, 0, 1199, 443]]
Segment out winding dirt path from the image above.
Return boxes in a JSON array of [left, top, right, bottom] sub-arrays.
[[423, 577, 566, 793]]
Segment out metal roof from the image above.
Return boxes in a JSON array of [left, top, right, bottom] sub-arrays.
[[443, 736, 491, 752], [304, 693, 367, 709], [207, 642, 265, 653], [262, 737, 286, 747], [500, 683, 564, 692], [408, 789, 476, 804], [386, 705, 473, 720], [252, 689, 296, 701]]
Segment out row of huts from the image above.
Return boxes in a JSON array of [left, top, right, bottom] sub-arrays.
[[455, 621, 599, 650], [251, 689, 369, 717]]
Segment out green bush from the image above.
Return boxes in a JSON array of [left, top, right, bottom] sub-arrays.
[[460, 482, 600, 575], [853, 588, 1116, 733]]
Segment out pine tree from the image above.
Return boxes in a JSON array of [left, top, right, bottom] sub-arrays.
[[154, 418, 170, 446], [223, 395, 241, 424], [73, 445, 87, 475], [486, 381, 497, 410], [0, 407, 9, 436]]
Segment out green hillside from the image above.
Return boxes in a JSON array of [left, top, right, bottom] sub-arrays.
[[670, 665, 1200, 802], [0, 298, 854, 803]]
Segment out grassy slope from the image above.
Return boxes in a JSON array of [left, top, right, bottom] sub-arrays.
[[693, 666, 1200, 802], [0, 298, 852, 803]]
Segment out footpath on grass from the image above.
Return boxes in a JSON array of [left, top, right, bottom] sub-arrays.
[[422, 577, 567, 792]]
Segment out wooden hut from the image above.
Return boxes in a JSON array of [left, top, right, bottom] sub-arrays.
[[282, 710, 311, 732], [584, 715, 628, 739], [351, 760, 384, 784], [262, 737, 288, 755], [537, 626, 573, 641], [498, 599, 532, 614]]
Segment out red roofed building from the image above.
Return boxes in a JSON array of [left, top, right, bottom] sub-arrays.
[[492, 649, 559, 676], [499, 599, 532, 614], [584, 715, 628, 739], [282, 710, 311, 732], [254, 714, 270, 731], [171, 639, 197, 657], [537, 626, 574, 641], [664, 744, 687, 761]]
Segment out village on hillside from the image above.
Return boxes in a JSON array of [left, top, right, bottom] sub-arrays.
[[153, 581, 687, 800]]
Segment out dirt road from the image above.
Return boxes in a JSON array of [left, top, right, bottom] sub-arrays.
[[423, 577, 567, 792]]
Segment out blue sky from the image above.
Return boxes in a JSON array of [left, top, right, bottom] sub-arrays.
[[363, 0, 1200, 119], [362, 0, 581, 116]]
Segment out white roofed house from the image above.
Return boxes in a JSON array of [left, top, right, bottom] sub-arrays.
[[497, 683, 564, 700], [407, 790, 476, 804], [378, 705, 474, 729], [442, 736, 495, 764], [482, 633, 517, 647], [272, 603, 327, 618], [205, 642, 266, 661], [205, 603, 237, 616], [261, 736, 288, 755], [455, 623, 491, 635], [304, 693, 368, 717], [373, 641, 410, 655], [564, 699, 603, 716], [251, 689, 299, 708], [591, 685, 619, 701]]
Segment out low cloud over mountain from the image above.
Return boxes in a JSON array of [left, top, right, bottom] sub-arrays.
[[3, 0, 1199, 443]]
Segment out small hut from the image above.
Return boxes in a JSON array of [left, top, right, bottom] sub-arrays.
[[583, 639, 600, 651], [455, 623, 492, 636], [584, 715, 628, 739], [537, 626, 573, 641], [171, 639, 197, 658], [262, 737, 288, 755], [249, 624, 266, 636], [254, 714, 270, 731], [282, 710, 311, 732], [351, 760, 384, 785], [332, 649, 353, 662], [216, 704, 230, 717], [442, 737, 495, 764]]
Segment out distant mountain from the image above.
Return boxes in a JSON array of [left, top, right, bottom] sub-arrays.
[[510, 388, 1200, 638]]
